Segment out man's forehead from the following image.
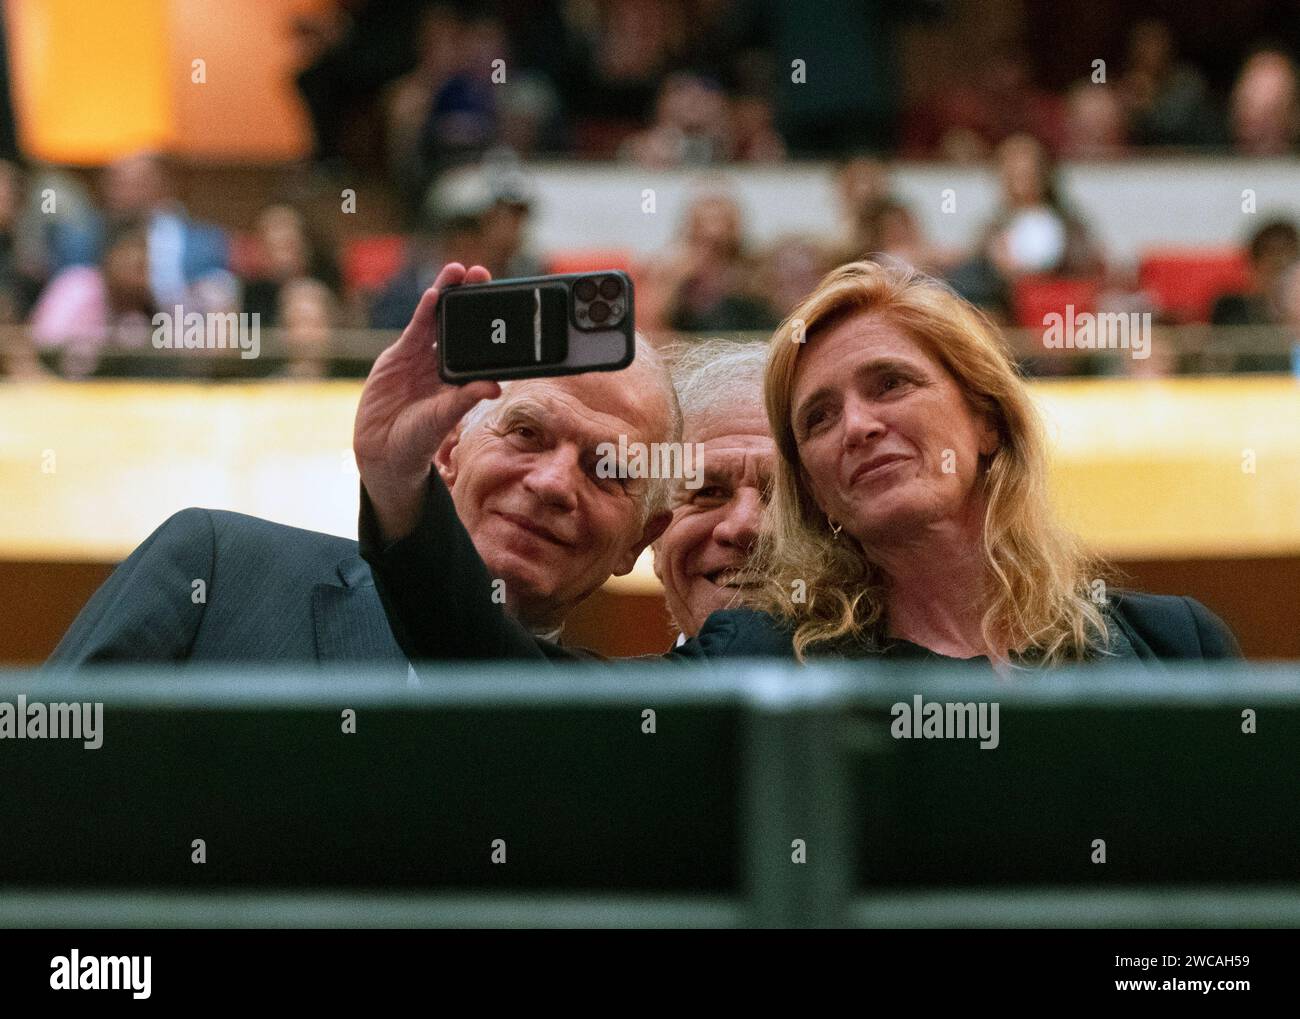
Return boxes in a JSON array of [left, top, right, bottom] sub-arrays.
[[502, 371, 666, 438], [696, 434, 776, 483], [685, 402, 770, 446]]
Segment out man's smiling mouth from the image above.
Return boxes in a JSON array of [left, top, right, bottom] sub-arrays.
[[705, 569, 759, 589]]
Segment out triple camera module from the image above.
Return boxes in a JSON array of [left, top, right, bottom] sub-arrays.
[[572, 274, 626, 329]]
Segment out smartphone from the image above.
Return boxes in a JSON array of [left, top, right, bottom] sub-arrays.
[[437, 270, 635, 384]]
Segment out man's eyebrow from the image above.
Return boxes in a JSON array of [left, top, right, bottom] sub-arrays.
[[499, 397, 631, 454], [491, 398, 547, 428]]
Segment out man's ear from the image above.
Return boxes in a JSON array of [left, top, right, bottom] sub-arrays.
[[433, 424, 463, 487], [613, 509, 671, 577]]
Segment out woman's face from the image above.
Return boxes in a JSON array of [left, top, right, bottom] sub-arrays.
[[789, 311, 998, 547]]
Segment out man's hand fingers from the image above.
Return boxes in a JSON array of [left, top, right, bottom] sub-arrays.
[[446, 380, 501, 421], [412, 380, 501, 456], [397, 262, 467, 355]]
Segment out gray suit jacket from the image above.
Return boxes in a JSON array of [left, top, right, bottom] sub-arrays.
[[45, 508, 408, 674]]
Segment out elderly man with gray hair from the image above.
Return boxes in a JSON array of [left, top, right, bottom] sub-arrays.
[[356, 262, 684, 655], [654, 340, 774, 640]]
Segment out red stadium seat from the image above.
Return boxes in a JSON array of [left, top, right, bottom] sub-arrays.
[[1012, 276, 1101, 328], [1138, 248, 1251, 323], [343, 235, 407, 292], [544, 250, 634, 276]]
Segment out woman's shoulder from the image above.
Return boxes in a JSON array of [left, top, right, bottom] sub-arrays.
[[1106, 591, 1242, 660]]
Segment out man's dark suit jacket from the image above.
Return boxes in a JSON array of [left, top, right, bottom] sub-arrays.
[[358, 470, 1244, 667], [45, 508, 409, 674]]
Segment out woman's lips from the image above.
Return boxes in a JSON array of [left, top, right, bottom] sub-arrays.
[[848, 454, 909, 486]]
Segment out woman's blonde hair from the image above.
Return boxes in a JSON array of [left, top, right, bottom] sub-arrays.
[[752, 260, 1109, 663]]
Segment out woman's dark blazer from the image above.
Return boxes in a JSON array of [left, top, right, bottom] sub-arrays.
[[677, 594, 1242, 664]]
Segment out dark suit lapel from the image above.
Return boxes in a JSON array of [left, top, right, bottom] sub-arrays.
[[311, 555, 407, 665]]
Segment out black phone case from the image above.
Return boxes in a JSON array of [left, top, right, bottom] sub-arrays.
[[436, 270, 635, 384]]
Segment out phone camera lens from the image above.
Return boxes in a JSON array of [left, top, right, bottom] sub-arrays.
[[574, 279, 598, 302], [598, 276, 622, 299], [588, 300, 611, 323]]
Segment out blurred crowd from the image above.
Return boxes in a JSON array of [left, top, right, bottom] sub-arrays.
[[291, 2, 1300, 204], [3, 139, 1300, 381], [3, 4, 1299, 380]]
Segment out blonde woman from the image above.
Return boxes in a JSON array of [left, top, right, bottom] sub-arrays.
[[722, 259, 1240, 668]]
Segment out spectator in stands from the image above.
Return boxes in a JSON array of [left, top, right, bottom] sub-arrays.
[[1229, 48, 1299, 156], [562, 0, 688, 156], [274, 278, 337, 381], [650, 190, 774, 333], [729, 93, 787, 162], [834, 155, 892, 259], [100, 151, 230, 311], [757, 234, 834, 322], [847, 199, 945, 276], [654, 340, 773, 639], [1118, 20, 1224, 149], [241, 204, 340, 327], [902, 43, 1065, 161], [1210, 221, 1300, 373], [29, 218, 155, 378], [385, 6, 562, 211], [474, 169, 545, 280], [620, 72, 734, 168], [0, 160, 47, 318], [1278, 260, 1300, 373], [369, 166, 509, 331], [947, 134, 1102, 317], [412, 13, 508, 186], [1212, 219, 1300, 327], [290, 0, 431, 175], [1062, 80, 1130, 159]]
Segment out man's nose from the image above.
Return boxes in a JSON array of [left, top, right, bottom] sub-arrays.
[[521, 448, 581, 510], [841, 392, 886, 450], [714, 486, 763, 550]]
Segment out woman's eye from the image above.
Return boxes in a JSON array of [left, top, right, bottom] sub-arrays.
[[694, 486, 728, 503], [802, 408, 829, 435]]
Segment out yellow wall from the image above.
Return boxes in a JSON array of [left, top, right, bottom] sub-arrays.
[[5, 0, 311, 163], [1, 377, 1298, 570]]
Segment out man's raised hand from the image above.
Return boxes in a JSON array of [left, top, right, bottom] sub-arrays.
[[353, 262, 500, 542]]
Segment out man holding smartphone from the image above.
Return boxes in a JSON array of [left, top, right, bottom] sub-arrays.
[[355, 262, 679, 655], [355, 262, 785, 660], [46, 262, 775, 669]]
